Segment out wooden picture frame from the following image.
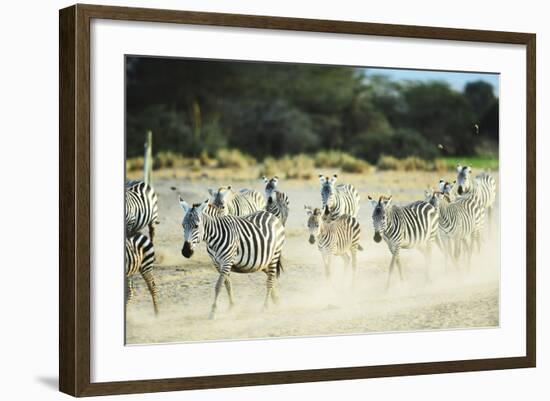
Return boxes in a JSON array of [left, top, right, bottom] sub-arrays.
[[59, 3, 536, 397]]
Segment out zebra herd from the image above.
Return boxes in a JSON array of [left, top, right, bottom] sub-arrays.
[[124, 166, 497, 319]]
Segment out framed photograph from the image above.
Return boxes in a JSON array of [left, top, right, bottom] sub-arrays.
[[59, 4, 536, 397]]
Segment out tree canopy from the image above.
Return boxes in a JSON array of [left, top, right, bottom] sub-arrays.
[[126, 57, 499, 163]]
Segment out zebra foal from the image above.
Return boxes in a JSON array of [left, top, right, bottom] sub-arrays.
[[319, 174, 360, 219], [125, 180, 159, 242], [263, 176, 290, 225], [305, 206, 363, 284], [125, 233, 159, 315], [368, 196, 439, 289], [179, 198, 285, 319]]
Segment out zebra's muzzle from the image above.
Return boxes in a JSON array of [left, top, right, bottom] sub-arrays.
[[182, 242, 194, 258], [308, 235, 316, 245], [373, 232, 382, 243]]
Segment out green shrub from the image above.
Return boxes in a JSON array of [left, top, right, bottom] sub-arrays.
[[126, 157, 144, 172], [401, 156, 430, 171], [341, 154, 372, 173], [216, 149, 256, 169], [377, 155, 403, 171], [261, 154, 314, 179]]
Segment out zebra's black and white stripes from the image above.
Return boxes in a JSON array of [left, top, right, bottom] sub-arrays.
[[455, 165, 497, 228], [179, 198, 285, 319], [125, 233, 159, 315], [425, 187, 482, 267], [125, 180, 159, 242], [305, 206, 363, 284], [319, 174, 360, 219], [209, 186, 265, 217], [369, 196, 439, 288], [263, 176, 290, 225]]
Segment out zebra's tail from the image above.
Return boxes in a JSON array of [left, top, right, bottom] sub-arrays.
[[356, 244, 364, 252]]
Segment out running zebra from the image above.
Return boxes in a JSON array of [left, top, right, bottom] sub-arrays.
[[125, 233, 159, 315], [425, 187, 482, 268], [208, 186, 265, 217], [263, 176, 290, 225], [455, 165, 497, 229], [305, 206, 363, 284], [125, 180, 159, 242], [368, 196, 439, 288], [319, 174, 360, 219], [179, 198, 285, 319], [439, 179, 485, 254]]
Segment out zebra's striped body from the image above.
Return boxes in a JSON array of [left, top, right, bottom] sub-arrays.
[[455, 165, 497, 235], [263, 176, 290, 225], [179, 199, 285, 319], [369, 196, 439, 288], [305, 206, 363, 283], [125, 180, 159, 242], [319, 174, 360, 219], [125, 233, 159, 314], [425, 188, 482, 266], [209, 186, 265, 216]]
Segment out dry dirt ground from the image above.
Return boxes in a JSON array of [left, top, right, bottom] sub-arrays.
[[125, 169, 500, 344]]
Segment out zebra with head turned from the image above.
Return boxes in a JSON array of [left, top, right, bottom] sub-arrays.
[[319, 174, 360, 219], [368, 195, 439, 289], [305, 205, 363, 285], [179, 198, 285, 319], [262, 176, 290, 226], [425, 186, 482, 268], [455, 165, 496, 231], [208, 186, 265, 217], [125, 180, 159, 242], [125, 233, 159, 315]]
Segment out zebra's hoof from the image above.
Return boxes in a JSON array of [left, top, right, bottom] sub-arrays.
[[208, 311, 217, 320]]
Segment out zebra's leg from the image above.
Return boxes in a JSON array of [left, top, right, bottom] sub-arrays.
[[263, 264, 278, 309], [224, 276, 235, 309], [386, 251, 398, 290], [125, 277, 135, 308], [322, 253, 332, 279], [341, 253, 351, 282], [210, 265, 230, 319], [421, 246, 433, 283], [351, 250, 357, 288], [141, 270, 159, 315], [148, 223, 155, 243]]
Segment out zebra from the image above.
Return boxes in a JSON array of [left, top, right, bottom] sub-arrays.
[[208, 186, 265, 216], [305, 205, 363, 284], [439, 179, 485, 254], [125, 233, 159, 315], [319, 174, 360, 219], [424, 187, 482, 268], [125, 180, 159, 242], [262, 176, 290, 226], [179, 198, 285, 319], [368, 195, 439, 289], [455, 165, 497, 231]]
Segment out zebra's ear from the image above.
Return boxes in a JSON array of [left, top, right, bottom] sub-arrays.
[[272, 177, 278, 185], [424, 189, 432, 199], [383, 196, 393, 207], [329, 174, 338, 184], [304, 205, 313, 216], [208, 188, 215, 197], [467, 166, 472, 174], [262, 176, 268, 183], [367, 195, 378, 208], [179, 196, 190, 212], [196, 199, 209, 214], [456, 164, 463, 173], [319, 174, 326, 184]]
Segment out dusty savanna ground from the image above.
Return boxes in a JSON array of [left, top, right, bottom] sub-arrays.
[[125, 168, 500, 344]]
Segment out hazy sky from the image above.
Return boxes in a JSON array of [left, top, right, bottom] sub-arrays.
[[364, 67, 499, 96]]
